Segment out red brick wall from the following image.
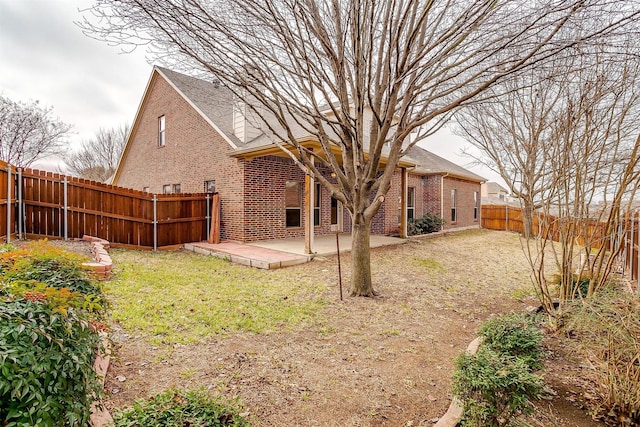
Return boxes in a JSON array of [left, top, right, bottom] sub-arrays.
[[441, 176, 481, 230], [422, 175, 441, 216], [115, 73, 246, 241]]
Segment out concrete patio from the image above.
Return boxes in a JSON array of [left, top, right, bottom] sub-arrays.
[[184, 234, 407, 269]]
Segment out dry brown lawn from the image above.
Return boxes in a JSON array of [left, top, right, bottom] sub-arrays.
[[100, 229, 602, 426]]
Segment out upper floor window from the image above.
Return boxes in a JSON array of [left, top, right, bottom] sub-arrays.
[[158, 115, 166, 147], [172, 184, 181, 194], [163, 184, 171, 194]]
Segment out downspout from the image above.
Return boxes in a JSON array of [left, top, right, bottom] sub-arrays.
[[440, 173, 450, 230]]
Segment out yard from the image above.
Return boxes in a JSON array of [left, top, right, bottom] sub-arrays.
[[101, 229, 603, 426]]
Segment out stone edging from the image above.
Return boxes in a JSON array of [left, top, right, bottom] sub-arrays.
[[82, 235, 114, 427], [82, 235, 112, 279], [434, 336, 483, 427]]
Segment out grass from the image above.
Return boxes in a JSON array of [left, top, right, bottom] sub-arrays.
[[106, 249, 328, 344], [411, 257, 445, 271]]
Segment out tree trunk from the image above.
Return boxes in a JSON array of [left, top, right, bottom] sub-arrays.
[[521, 201, 535, 239], [350, 219, 375, 297]]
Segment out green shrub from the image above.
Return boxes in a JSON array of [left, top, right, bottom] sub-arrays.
[[551, 273, 591, 298], [0, 298, 104, 426], [111, 388, 250, 427], [1, 240, 102, 300], [0, 241, 106, 426], [407, 214, 443, 236], [479, 312, 544, 371], [453, 347, 544, 427]]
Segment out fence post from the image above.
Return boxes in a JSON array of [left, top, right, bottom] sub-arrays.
[[505, 205, 509, 232], [63, 176, 68, 240], [6, 164, 11, 243], [205, 193, 210, 241], [17, 167, 22, 240], [153, 194, 157, 251]]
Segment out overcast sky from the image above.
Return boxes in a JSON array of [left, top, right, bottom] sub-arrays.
[[0, 0, 505, 186]]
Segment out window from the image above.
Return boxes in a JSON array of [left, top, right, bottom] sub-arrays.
[[331, 197, 338, 226], [474, 191, 479, 220], [172, 184, 181, 194], [143, 186, 150, 193], [407, 187, 415, 221], [158, 115, 166, 147], [314, 182, 321, 227], [451, 189, 457, 222], [204, 180, 216, 193], [163, 184, 171, 194], [285, 181, 301, 227]]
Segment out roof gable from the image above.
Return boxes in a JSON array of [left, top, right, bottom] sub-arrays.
[[155, 67, 242, 148]]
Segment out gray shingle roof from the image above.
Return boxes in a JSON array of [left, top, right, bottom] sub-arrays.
[[404, 146, 485, 182]]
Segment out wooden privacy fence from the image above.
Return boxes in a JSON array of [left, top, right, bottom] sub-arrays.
[[0, 160, 216, 250], [481, 205, 640, 289]]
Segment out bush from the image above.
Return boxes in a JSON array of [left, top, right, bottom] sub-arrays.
[[479, 312, 544, 371], [407, 214, 443, 236], [111, 388, 250, 427], [0, 299, 104, 426], [1, 241, 100, 297], [551, 273, 591, 299], [453, 312, 545, 426], [453, 348, 544, 427], [0, 241, 106, 426]]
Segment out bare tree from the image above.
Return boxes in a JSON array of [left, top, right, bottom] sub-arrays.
[[457, 43, 640, 322], [455, 68, 567, 239], [0, 95, 71, 168], [82, 0, 639, 296], [541, 51, 640, 306], [66, 124, 130, 182]]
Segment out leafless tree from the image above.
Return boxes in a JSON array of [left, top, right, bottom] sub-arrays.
[[0, 95, 71, 168], [82, 0, 639, 296], [457, 42, 640, 321], [455, 68, 567, 239], [66, 124, 130, 182], [540, 50, 640, 307]]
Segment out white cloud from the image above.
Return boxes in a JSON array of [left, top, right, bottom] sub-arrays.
[[0, 0, 151, 158]]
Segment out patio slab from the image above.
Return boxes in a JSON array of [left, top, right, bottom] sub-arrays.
[[184, 241, 309, 269], [248, 234, 406, 256], [184, 234, 407, 270]]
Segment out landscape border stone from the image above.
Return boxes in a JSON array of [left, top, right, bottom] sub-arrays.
[[81, 235, 114, 427], [82, 235, 112, 280], [433, 336, 483, 427]]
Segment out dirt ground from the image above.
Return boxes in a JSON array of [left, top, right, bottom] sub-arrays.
[[63, 230, 603, 426]]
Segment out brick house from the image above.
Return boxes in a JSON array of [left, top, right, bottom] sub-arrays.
[[113, 66, 484, 247]]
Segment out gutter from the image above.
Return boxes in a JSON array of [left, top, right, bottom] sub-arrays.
[[440, 172, 451, 230]]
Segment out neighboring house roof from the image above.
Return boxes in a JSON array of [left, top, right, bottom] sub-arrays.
[[404, 146, 485, 182], [483, 181, 509, 194]]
